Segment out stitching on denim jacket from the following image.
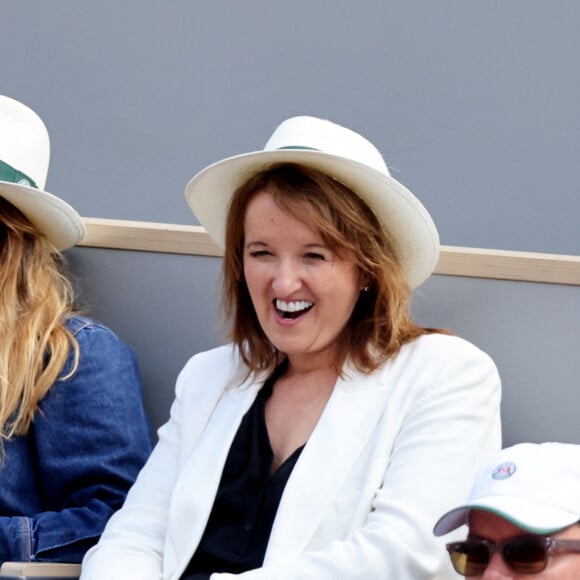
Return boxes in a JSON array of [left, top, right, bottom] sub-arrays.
[[66, 315, 94, 337]]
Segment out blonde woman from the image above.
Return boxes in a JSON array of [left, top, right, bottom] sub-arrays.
[[0, 95, 152, 566]]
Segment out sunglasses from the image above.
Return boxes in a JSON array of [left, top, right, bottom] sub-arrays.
[[446, 535, 580, 576]]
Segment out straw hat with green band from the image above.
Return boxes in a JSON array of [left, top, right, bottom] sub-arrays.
[[185, 115, 439, 288], [0, 95, 85, 250]]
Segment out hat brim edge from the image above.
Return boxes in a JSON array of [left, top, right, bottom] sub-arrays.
[[185, 149, 440, 288], [434, 497, 580, 537], [0, 181, 85, 250]]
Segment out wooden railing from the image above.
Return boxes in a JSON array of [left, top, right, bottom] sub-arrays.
[[79, 218, 580, 286]]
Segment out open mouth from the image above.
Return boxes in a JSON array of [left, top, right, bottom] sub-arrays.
[[275, 299, 314, 320]]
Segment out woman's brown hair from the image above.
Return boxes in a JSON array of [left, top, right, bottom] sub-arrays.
[[0, 197, 79, 451], [222, 163, 445, 376]]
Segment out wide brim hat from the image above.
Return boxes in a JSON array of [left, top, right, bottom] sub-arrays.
[[0, 95, 85, 250], [434, 442, 580, 536], [185, 116, 439, 288]]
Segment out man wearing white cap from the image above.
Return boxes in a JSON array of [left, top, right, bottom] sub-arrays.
[[434, 442, 580, 578]]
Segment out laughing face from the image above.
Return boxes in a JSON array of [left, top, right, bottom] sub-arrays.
[[243, 190, 361, 370]]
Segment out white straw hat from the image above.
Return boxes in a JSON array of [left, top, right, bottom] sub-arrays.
[[434, 442, 580, 536], [185, 116, 439, 288], [0, 95, 85, 250]]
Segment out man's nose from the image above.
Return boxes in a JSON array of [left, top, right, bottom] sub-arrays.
[[480, 552, 515, 579]]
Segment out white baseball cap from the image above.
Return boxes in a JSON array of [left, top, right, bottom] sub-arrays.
[[434, 442, 580, 536]]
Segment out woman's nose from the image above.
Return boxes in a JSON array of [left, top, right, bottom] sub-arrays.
[[271, 261, 302, 296]]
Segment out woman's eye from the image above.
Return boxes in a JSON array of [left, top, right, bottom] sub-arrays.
[[305, 252, 326, 261], [249, 250, 270, 258]]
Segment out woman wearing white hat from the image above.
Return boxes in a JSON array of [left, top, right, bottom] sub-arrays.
[[0, 95, 153, 567], [82, 116, 502, 579]]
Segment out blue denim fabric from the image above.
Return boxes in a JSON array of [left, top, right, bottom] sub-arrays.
[[0, 316, 153, 564]]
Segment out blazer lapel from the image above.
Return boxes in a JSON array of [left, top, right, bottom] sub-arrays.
[[264, 367, 391, 564], [165, 378, 263, 575]]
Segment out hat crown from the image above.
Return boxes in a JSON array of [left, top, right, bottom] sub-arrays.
[[264, 116, 390, 177], [434, 442, 580, 536], [0, 96, 85, 250], [0, 95, 50, 190], [474, 443, 580, 512]]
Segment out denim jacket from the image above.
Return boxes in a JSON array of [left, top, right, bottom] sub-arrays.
[[0, 316, 153, 564]]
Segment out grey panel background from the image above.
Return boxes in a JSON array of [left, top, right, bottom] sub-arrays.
[[2, 1, 579, 446], [67, 247, 580, 447]]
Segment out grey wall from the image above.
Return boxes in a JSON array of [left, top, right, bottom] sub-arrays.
[[2, 1, 579, 446], [66, 245, 580, 447]]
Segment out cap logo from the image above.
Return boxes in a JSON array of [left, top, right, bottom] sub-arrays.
[[492, 461, 517, 480]]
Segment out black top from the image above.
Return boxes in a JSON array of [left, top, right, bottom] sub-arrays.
[[181, 364, 304, 579]]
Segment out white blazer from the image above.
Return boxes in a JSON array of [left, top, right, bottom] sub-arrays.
[[81, 334, 501, 580]]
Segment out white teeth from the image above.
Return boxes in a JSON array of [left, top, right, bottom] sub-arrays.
[[276, 299, 313, 313]]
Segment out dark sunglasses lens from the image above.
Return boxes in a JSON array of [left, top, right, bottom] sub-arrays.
[[504, 537, 548, 574], [449, 541, 490, 576]]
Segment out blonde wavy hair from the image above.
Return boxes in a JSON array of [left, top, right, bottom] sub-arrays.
[[0, 197, 79, 451]]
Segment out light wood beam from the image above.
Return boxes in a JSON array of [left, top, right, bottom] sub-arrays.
[[79, 218, 580, 286]]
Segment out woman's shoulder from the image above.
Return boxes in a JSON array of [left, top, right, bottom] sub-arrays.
[[179, 343, 242, 377], [63, 315, 136, 364], [64, 314, 95, 335], [407, 332, 492, 357], [175, 344, 249, 395], [65, 315, 128, 343], [374, 332, 497, 377]]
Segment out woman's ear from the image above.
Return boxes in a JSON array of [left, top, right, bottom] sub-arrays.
[[358, 270, 372, 293]]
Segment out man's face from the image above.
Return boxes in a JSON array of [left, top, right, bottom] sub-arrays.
[[465, 509, 580, 578]]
